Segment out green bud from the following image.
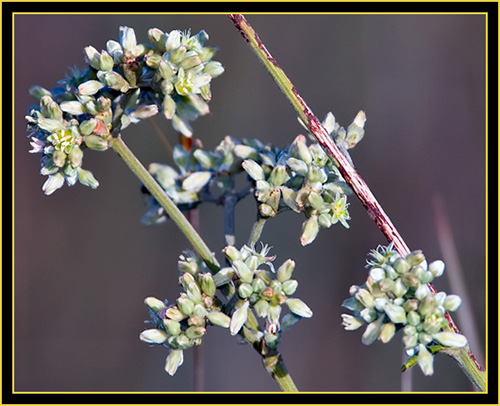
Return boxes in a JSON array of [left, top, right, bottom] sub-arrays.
[[290, 135, 312, 164], [238, 282, 254, 299], [362, 316, 384, 345], [355, 288, 375, 309], [182, 171, 211, 192], [307, 191, 324, 210], [60, 101, 86, 116], [286, 157, 309, 176], [415, 284, 432, 301], [37, 117, 65, 133], [383, 303, 407, 324], [401, 272, 420, 288], [204, 60, 224, 78], [165, 349, 184, 376], [165, 306, 187, 321], [144, 296, 166, 313], [222, 246, 241, 262], [360, 307, 377, 323], [232, 260, 254, 284], [269, 165, 288, 187], [307, 165, 327, 184], [253, 299, 269, 318], [84, 45, 102, 70], [179, 55, 202, 71], [432, 331, 467, 348], [139, 328, 168, 344], [78, 80, 105, 96], [84, 134, 108, 151], [378, 322, 396, 343], [207, 311, 231, 328], [285, 298, 312, 318], [41, 173, 64, 195], [199, 273, 216, 297], [417, 344, 434, 376], [277, 259, 295, 282], [242, 159, 265, 181], [97, 70, 129, 93], [163, 319, 181, 336], [444, 294, 462, 312], [77, 168, 99, 189], [393, 278, 408, 297], [267, 303, 281, 325], [177, 296, 195, 316], [281, 279, 298, 296], [29, 85, 52, 100], [423, 314, 447, 334], [407, 311, 421, 326], [230, 300, 249, 336], [185, 325, 206, 340], [406, 250, 426, 267], [317, 213, 332, 228], [99, 51, 114, 71], [403, 333, 418, 350], [300, 216, 319, 246], [52, 150, 66, 168], [212, 267, 234, 286], [186, 282, 202, 304], [428, 260, 445, 278], [148, 28, 167, 51], [166, 30, 181, 52], [345, 123, 364, 150], [79, 119, 97, 136], [394, 258, 411, 274], [369, 267, 386, 282]]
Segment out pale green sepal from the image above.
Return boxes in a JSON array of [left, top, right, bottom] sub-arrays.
[[139, 328, 168, 344], [230, 300, 249, 336], [285, 298, 312, 318], [417, 344, 434, 376], [432, 332, 467, 347]]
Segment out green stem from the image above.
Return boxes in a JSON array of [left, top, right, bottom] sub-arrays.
[[441, 346, 487, 392], [247, 217, 267, 247], [240, 326, 299, 392], [110, 135, 220, 273]]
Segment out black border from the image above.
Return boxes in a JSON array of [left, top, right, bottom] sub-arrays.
[[3, 2, 498, 404]]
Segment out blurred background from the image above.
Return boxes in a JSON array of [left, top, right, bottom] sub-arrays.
[[14, 13, 486, 392]]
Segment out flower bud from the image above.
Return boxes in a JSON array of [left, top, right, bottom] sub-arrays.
[[212, 267, 234, 286], [232, 260, 254, 284], [432, 331, 467, 347], [163, 319, 181, 336], [282, 279, 298, 296], [230, 300, 249, 336], [99, 51, 114, 71], [177, 296, 195, 316], [182, 171, 212, 192], [355, 288, 375, 309], [84, 134, 108, 151], [199, 273, 216, 297], [300, 216, 319, 246], [97, 70, 130, 93], [165, 349, 183, 376], [253, 299, 269, 318], [406, 250, 426, 266], [269, 165, 288, 187], [362, 317, 384, 345], [148, 28, 166, 51], [166, 30, 181, 52], [139, 328, 168, 344], [242, 159, 265, 181], [238, 282, 253, 299], [186, 282, 202, 304], [77, 168, 99, 189], [52, 150, 66, 168], [383, 303, 407, 324], [428, 260, 445, 278], [185, 325, 206, 340], [204, 60, 224, 78], [285, 298, 312, 318], [417, 344, 434, 376], [144, 296, 166, 313], [444, 294, 462, 312], [378, 322, 396, 343], [207, 311, 231, 328], [222, 246, 241, 262], [78, 80, 105, 96]]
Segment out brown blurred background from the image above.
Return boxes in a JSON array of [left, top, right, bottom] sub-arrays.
[[14, 13, 486, 392]]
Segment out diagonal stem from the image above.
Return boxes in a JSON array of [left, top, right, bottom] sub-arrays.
[[228, 13, 486, 390]]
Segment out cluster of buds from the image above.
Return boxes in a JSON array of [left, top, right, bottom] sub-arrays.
[[221, 244, 313, 350], [242, 133, 352, 246], [140, 251, 225, 375], [26, 26, 223, 195], [141, 136, 282, 225], [341, 243, 467, 376]]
